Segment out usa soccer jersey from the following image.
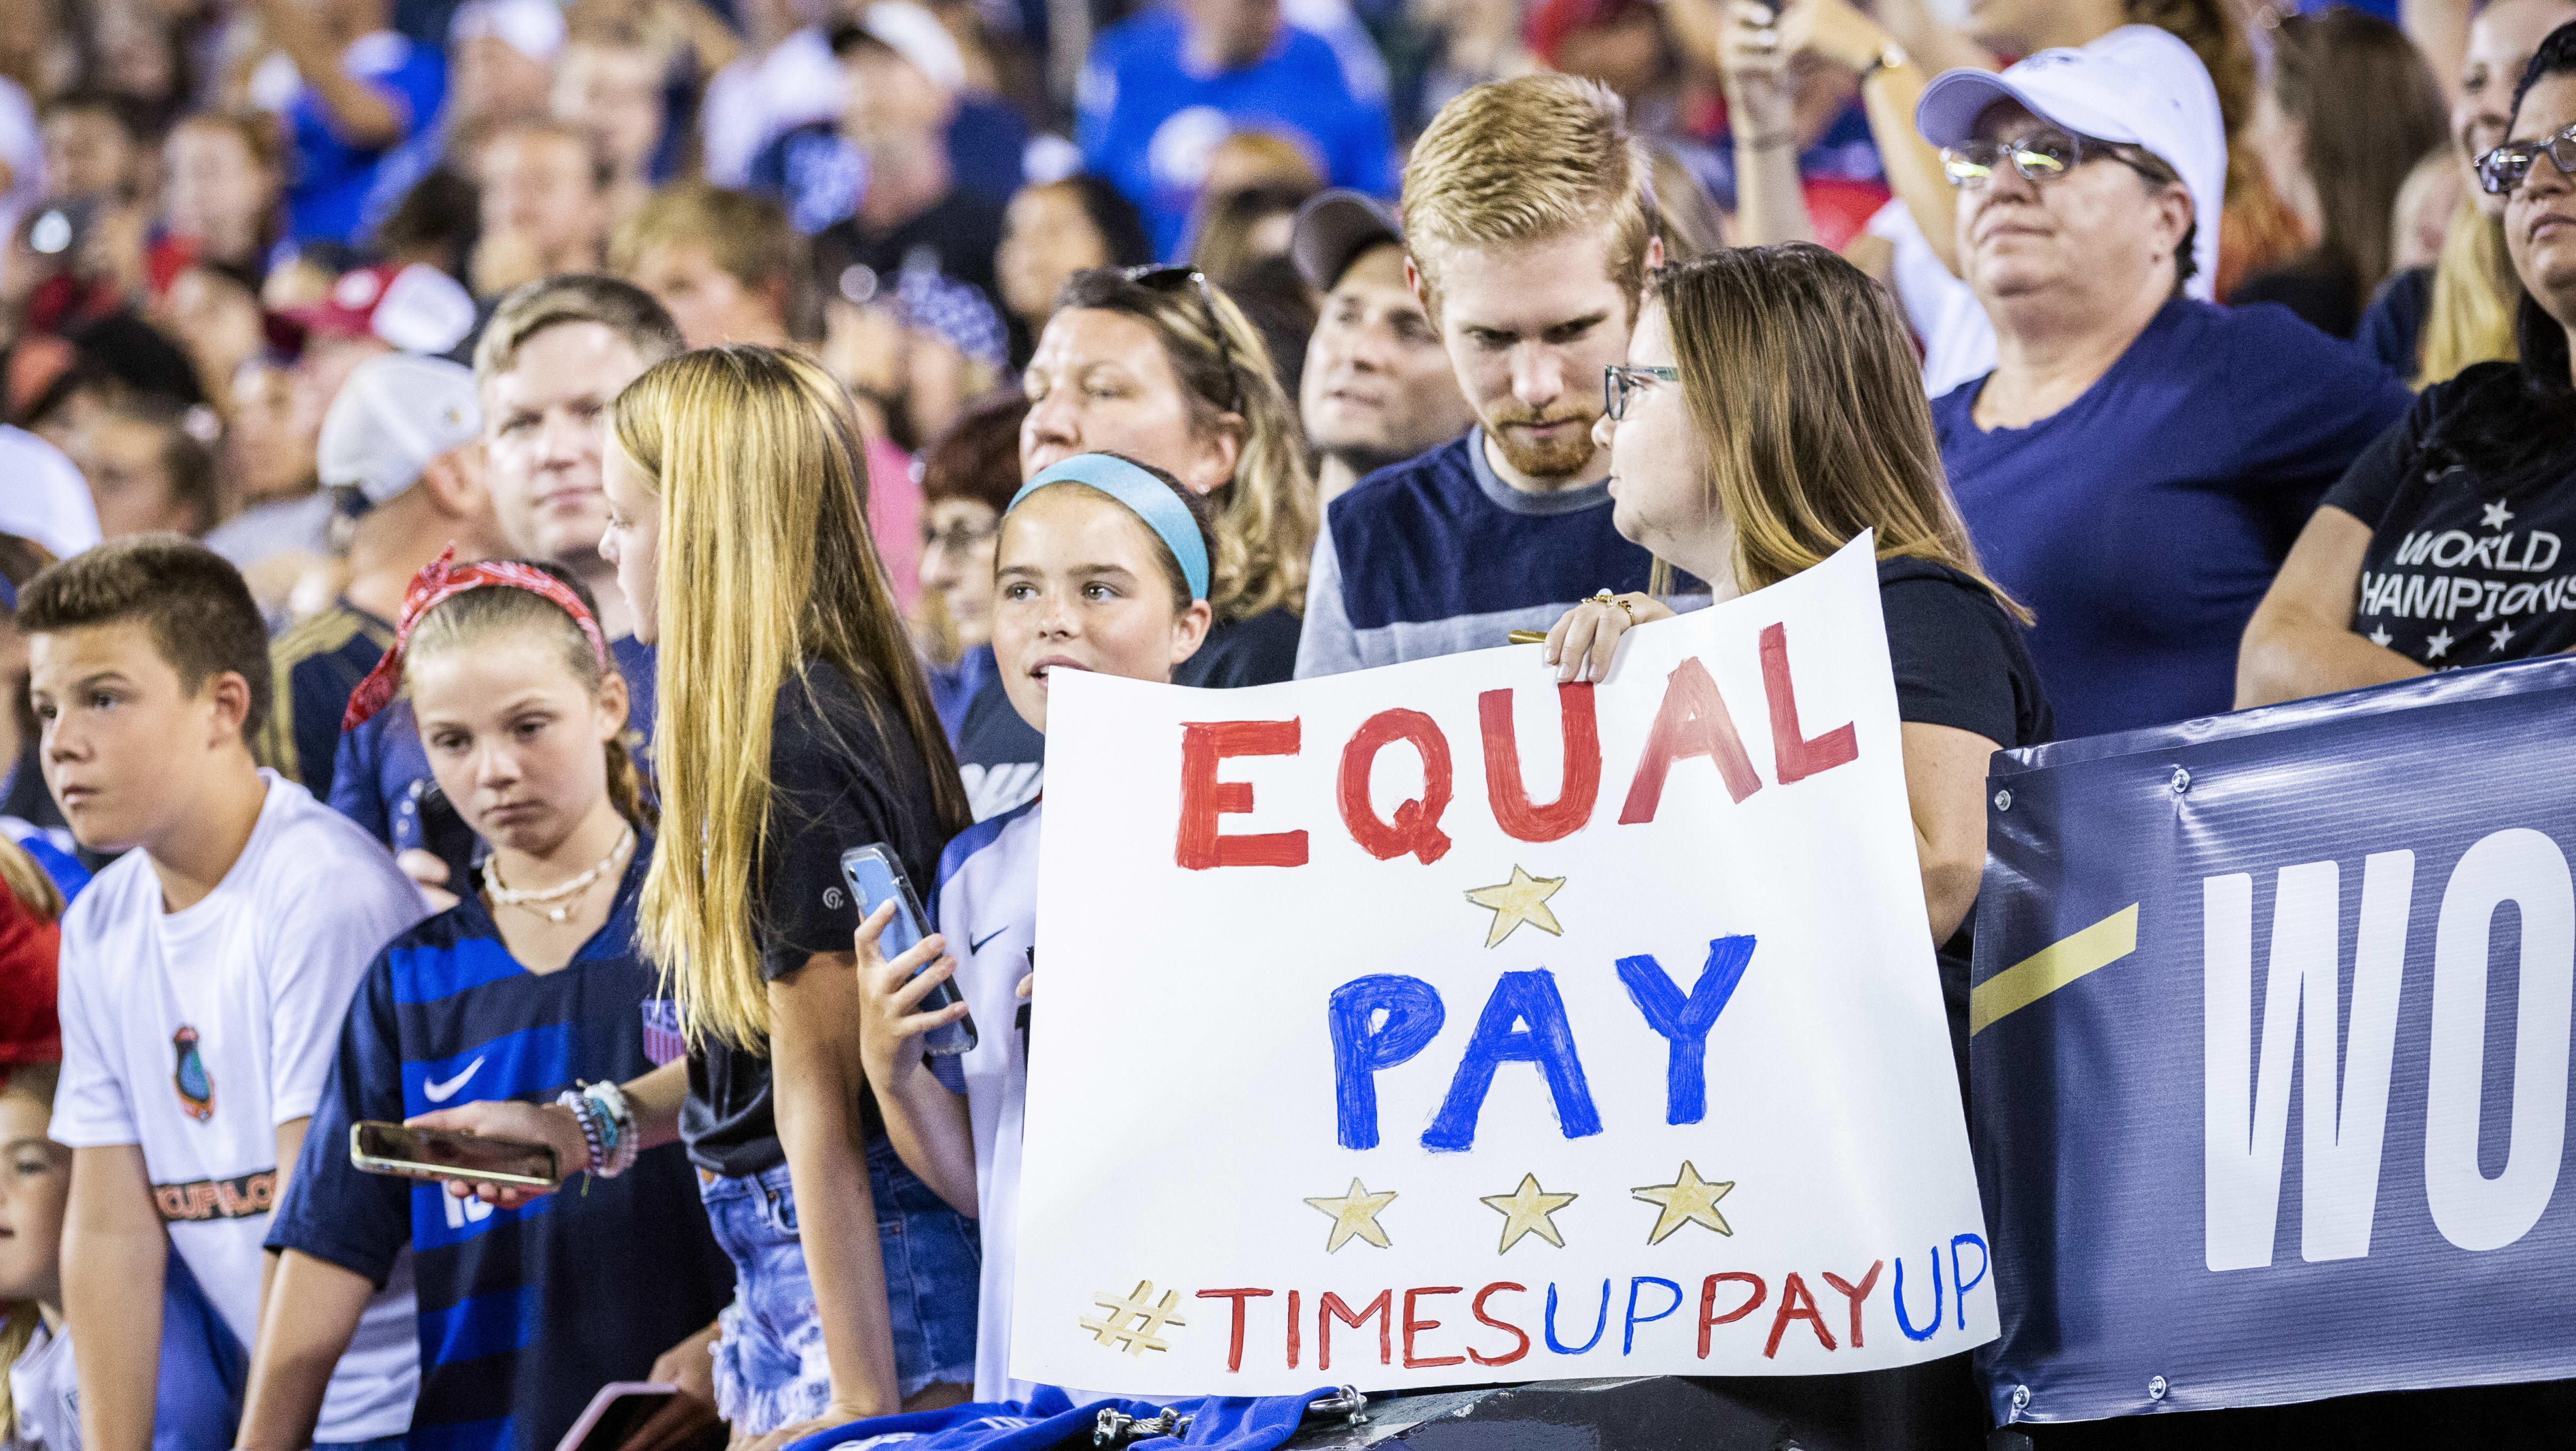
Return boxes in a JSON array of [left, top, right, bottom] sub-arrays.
[[268, 842, 733, 1451]]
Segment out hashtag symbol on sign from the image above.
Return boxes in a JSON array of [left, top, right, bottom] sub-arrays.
[[1079, 1281, 1187, 1355]]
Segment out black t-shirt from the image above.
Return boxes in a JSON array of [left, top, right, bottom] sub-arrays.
[[1877, 556, 2055, 1075], [813, 188, 1006, 313], [680, 659, 953, 1177], [2323, 360, 2576, 670]]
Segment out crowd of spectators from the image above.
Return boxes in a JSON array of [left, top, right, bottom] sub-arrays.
[[3, 0, 2573, 1442]]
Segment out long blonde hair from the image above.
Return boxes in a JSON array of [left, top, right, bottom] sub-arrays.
[[2418, 197, 2522, 386], [1053, 269, 1315, 622], [615, 346, 971, 1048], [1655, 246, 2028, 620]]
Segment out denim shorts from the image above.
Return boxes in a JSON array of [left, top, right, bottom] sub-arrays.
[[700, 1136, 980, 1436]]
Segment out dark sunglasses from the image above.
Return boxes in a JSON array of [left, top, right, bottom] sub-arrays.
[[2478, 123, 2576, 195], [1603, 364, 1679, 421], [1121, 265, 1245, 414], [1940, 128, 2163, 190]]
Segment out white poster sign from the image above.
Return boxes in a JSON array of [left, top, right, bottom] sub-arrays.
[[1017, 538, 1994, 1395]]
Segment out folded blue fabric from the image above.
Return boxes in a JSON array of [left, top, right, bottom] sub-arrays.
[[788, 1386, 1338, 1451]]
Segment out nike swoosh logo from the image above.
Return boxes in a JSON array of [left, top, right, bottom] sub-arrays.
[[970, 928, 1008, 954], [421, 1056, 486, 1103]]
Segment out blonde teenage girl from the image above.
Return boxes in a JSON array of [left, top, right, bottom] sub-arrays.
[[423, 347, 981, 1448]]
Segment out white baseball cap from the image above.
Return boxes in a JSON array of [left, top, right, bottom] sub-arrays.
[[450, 0, 566, 64], [862, 1, 966, 94], [1915, 25, 2226, 301], [319, 354, 483, 509]]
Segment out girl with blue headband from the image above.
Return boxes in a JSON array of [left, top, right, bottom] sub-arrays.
[[855, 451, 1212, 1405]]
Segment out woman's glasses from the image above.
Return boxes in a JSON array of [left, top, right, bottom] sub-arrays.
[[1940, 128, 2161, 190], [1603, 364, 1679, 421], [923, 518, 998, 556], [1121, 265, 1245, 414], [2477, 123, 2576, 195]]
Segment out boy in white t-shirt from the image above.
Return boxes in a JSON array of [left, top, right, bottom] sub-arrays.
[[18, 537, 426, 1451]]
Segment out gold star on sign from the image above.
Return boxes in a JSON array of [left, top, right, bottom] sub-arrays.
[[1632, 1161, 1734, 1244], [1480, 1172, 1579, 1253], [1464, 865, 1566, 949], [1304, 1177, 1398, 1252]]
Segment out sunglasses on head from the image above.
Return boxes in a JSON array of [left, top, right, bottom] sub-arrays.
[[1120, 265, 1245, 414], [2478, 123, 2576, 195]]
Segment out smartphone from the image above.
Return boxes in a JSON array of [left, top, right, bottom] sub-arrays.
[[394, 778, 479, 897], [839, 844, 977, 1055], [350, 1121, 560, 1190], [554, 1382, 724, 1451]]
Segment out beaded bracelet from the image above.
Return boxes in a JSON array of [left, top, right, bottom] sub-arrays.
[[584, 1079, 639, 1178], [556, 1087, 607, 1176]]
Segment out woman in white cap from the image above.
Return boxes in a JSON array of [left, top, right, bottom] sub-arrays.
[[1914, 27, 2413, 740], [2240, 19, 2576, 705]]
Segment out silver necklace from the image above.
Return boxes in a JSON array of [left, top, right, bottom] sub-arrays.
[[484, 824, 633, 923]]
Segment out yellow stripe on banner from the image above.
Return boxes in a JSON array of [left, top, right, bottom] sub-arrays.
[[1968, 903, 2141, 1036]]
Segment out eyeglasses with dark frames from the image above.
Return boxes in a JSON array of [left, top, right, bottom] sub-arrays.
[[923, 517, 1000, 556], [2478, 123, 2576, 195], [1940, 127, 2169, 190], [1120, 265, 1246, 414], [1604, 364, 1679, 421]]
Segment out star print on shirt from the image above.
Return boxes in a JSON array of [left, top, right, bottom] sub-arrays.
[[2368, 625, 2394, 647], [2492, 620, 2517, 652], [2426, 626, 2456, 659], [2483, 500, 2516, 530]]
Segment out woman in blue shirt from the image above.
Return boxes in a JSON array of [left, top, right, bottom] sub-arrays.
[[249, 557, 732, 1451], [1912, 30, 2412, 738]]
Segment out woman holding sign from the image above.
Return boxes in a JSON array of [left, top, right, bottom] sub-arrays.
[[854, 452, 1215, 1404], [1543, 244, 2051, 1075]]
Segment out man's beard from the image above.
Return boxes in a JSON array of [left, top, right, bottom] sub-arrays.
[[1483, 408, 1598, 480]]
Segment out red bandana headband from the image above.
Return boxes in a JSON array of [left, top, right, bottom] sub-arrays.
[[341, 547, 610, 732]]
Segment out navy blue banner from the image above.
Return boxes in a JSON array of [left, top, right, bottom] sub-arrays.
[[1970, 656, 2576, 1424]]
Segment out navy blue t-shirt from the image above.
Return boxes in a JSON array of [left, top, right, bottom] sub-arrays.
[[1932, 298, 2411, 739], [328, 636, 659, 846], [1296, 429, 1680, 677], [268, 844, 733, 1451], [257, 600, 396, 804]]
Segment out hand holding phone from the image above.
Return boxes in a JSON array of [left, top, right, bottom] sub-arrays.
[[350, 1121, 560, 1190], [841, 845, 976, 1055]]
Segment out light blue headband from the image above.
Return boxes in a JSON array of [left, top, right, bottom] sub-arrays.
[[1005, 454, 1210, 603]]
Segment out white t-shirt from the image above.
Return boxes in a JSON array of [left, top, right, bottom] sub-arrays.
[[932, 799, 1042, 1405], [6, 1320, 76, 1451], [50, 772, 427, 1443]]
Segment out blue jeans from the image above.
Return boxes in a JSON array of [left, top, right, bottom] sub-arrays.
[[700, 1137, 980, 1436]]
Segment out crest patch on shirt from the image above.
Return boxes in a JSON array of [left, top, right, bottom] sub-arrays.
[[172, 1025, 215, 1122]]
